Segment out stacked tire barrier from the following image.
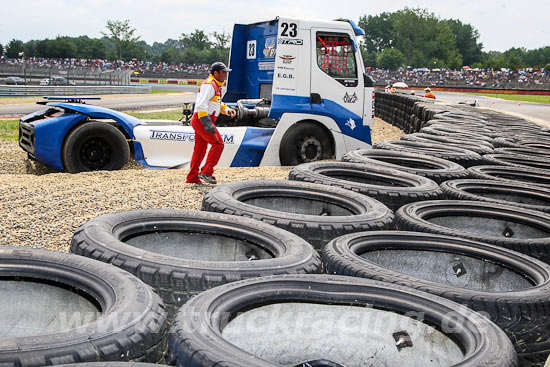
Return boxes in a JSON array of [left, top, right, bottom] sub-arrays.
[[374, 92, 437, 133], [353, 91, 550, 366], [6, 91, 550, 366]]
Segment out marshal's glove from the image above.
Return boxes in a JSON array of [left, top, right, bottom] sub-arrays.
[[199, 115, 216, 134]]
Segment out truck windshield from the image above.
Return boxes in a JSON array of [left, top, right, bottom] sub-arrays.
[[316, 33, 357, 79]]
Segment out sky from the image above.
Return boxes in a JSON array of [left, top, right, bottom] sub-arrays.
[[1, 0, 549, 52]]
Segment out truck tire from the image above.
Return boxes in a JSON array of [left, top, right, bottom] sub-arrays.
[[279, 122, 333, 166], [167, 275, 517, 367], [373, 140, 482, 167], [395, 200, 550, 264], [323, 231, 550, 365], [441, 179, 550, 213], [342, 149, 468, 183], [0, 246, 167, 366], [201, 180, 393, 250], [288, 161, 442, 210], [71, 209, 321, 316], [62, 122, 130, 173]]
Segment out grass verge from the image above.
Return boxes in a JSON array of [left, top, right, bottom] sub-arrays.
[[460, 92, 550, 104], [0, 119, 19, 141], [151, 89, 183, 94], [0, 110, 183, 142], [128, 109, 182, 120]]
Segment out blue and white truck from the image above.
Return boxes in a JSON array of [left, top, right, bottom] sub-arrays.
[[19, 16, 375, 173]]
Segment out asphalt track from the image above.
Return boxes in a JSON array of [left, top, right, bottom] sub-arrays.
[[0, 85, 198, 117], [433, 90, 550, 129], [1, 86, 549, 130]]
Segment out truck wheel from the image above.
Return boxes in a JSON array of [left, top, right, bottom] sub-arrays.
[[279, 122, 332, 166], [62, 122, 130, 173]]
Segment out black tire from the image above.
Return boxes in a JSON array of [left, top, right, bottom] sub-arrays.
[[342, 149, 468, 183], [323, 231, 550, 365], [492, 137, 523, 148], [71, 209, 321, 315], [53, 364, 160, 367], [0, 246, 167, 366], [279, 122, 333, 166], [167, 274, 517, 367], [522, 140, 550, 150], [201, 179, 394, 250], [468, 165, 550, 188], [495, 147, 550, 158], [433, 112, 487, 122], [420, 125, 494, 140], [423, 120, 492, 134], [62, 122, 130, 173], [482, 153, 550, 171], [441, 179, 550, 213], [288, 161, 442, 210], [395, 199, 550, 264], [373, 140, 482, 167], [401, 133, 494, 154]]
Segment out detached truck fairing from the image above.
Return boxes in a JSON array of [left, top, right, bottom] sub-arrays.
[[18, 17, 375, 173]]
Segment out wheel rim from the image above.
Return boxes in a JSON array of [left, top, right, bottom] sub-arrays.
[[300, 137, 322, 162], [79, 137, 112, 169]]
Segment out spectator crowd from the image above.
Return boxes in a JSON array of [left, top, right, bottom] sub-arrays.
[[368, 67, 550, 89], [2, 56, 550, 89], [0, 56, 211, 77]]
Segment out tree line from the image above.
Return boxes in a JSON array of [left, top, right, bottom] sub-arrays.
[[359, 8, 550, 70], [1, 13, 549, 71], [0, 20, 230, 65]]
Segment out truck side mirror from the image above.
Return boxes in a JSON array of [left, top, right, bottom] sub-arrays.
[[363, 73, 375, 87]]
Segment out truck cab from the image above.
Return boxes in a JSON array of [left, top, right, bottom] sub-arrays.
[[223, 16, 375, 165]]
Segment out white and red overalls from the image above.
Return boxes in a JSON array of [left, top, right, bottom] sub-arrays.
[[185, 74, 231, 183]]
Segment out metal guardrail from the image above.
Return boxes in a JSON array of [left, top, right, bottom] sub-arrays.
[[0, 85, 152, 97]]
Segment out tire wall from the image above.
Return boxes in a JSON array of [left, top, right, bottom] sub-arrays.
[[375, 91, 437, 134]]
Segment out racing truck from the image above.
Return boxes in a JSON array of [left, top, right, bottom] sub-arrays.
[[18, 16, 375, 173]]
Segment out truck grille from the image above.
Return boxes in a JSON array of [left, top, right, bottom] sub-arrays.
[[19, 121, 35, 157]]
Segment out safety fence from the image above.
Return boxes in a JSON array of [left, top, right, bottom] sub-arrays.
[[0, 85, 152, 97], [0, 65, 132, 86]]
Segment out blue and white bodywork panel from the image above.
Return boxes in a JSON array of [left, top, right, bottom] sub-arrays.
[[133, 125, 274, 168], [24, 102, 143, 171]]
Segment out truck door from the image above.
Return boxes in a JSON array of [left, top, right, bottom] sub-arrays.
[[310, 29, 365, 130]]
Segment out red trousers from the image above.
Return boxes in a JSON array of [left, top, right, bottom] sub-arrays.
[[186, 114, 224, 183]]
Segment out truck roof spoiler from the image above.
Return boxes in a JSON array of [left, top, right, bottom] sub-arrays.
[[335, 19, 365, 36]]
